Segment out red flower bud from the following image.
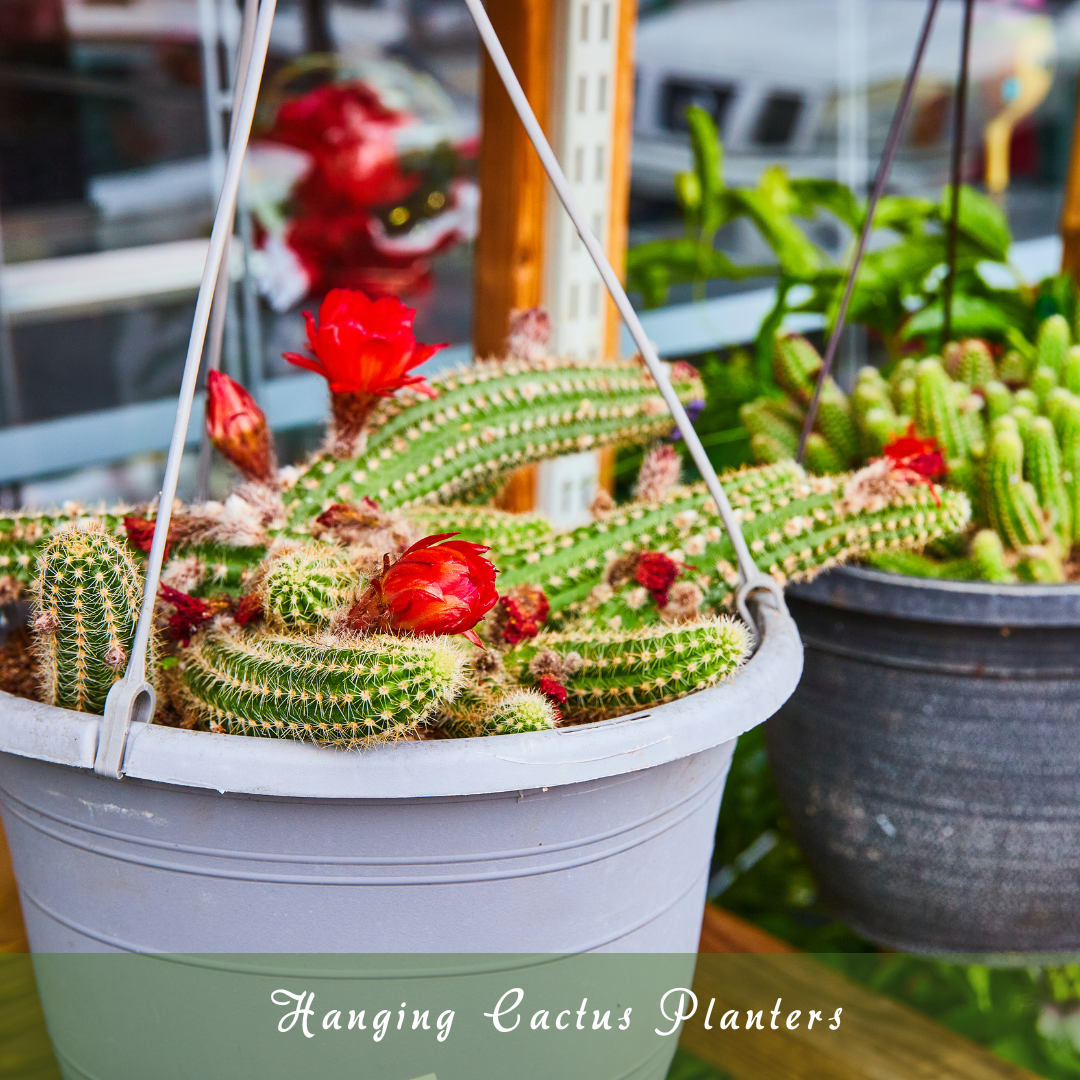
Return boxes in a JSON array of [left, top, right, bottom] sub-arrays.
[[345, 532, 498, 646], [124, 515, 165, 557], [205, 370, 276, 483]]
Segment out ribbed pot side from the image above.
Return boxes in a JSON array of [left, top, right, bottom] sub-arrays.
[[766, 567, 1080, 954]]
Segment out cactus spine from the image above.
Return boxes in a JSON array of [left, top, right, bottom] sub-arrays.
[[282, 357, 701, 531], [180, 630, 466, 745], [31, 523, 151, 714], [259, 544, 357, 631], [502, 618, 751, 721]]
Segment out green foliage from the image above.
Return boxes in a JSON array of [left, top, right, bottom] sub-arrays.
[[30, 523, 151, 715], [179, 629, 466, 746]]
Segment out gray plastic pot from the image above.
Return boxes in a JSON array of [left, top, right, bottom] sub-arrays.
[[0, 600, 800, 1079], [769, 566, 1080, 955]]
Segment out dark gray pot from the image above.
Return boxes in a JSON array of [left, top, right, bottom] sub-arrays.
[[767, 566, 1080, 954]]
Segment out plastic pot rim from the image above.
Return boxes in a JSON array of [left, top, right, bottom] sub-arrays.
[[0, 600, 802, 801]]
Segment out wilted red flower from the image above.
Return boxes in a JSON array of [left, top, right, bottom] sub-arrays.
[[159, 584, 214, 646], [233, 593, 264, 627], [635, 552, 683, 606], [284, 289, 444, 396], [492, 585, 551, 645], [345, 532, 498, 646], [205, 370, 276, 483], [124, 515, 182, 560], [536, 674, 568, 713]]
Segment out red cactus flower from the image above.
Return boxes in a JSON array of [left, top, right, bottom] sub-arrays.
[[205, 370, 276, 483], [635, 551, 683, 607], [284, 289, 444, 397], [158, 584, 214, 646], [883, 424, 947, 481], [345, 532, 498, 646], [536, 674, 568, 714]]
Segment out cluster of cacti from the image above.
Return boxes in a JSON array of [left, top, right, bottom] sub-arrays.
[[0, 302, 979, 747], [745, 317, 1080, 583], [29, 522, 151, 714]]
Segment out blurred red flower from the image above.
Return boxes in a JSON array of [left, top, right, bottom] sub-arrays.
[[883, 424, 947, 481]]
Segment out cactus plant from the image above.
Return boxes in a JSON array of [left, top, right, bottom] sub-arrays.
[[914, 358, 969, 461], [984, 424, 1046, 550], [30, 522, 151, 714], [501, 618, 751, 721], [1037, 314, 1071, 377], [179, 629, 466, 746], [280, 357, 702, 532], [774, 335, 822, 402], [478, 690, 559, 735], [1023, 417, 1072, 543], [970, 528, 1017, 584], [815, 380, 860, 466], [258, 544, 357, 631]]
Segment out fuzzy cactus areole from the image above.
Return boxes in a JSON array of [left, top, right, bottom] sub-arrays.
[[30, 522, 152, 714]]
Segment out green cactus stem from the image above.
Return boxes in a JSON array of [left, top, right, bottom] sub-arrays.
[[1064, 346, 1080, 395], [403, 505, 553, 549], [30, 523, 152, 715], [957, 340, 996, 390], [740, 400, 799, 456], [889, 358, 917, 408], [1014, 387, 1039, 413], [281, 357, 701, 532], [914, 357, 969, 461], [1037, 314, 1071, 377], [860, 408, 909, 457], [258, 544, 357, 631], [1032, 365, 1059, 413], [804, 434, 844, 475], [773, 335, 822, 402], [501, 618, 751, 722], [748, 432, 794, 465], [998, 349, 1029, 385], [970, 528, 1017, 584], [1059, 422, 1080, 545], [1022, 417, 1071, 542], [478, 690, 559, 735], [494, 462, 971, 619], [983, 381, 1013, 424], [984, 425, 1046, 550], [815, 380, 859, 466], [179, 629, 466, 746]]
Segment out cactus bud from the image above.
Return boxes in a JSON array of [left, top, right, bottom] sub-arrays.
[[205, 370, 276, 484]]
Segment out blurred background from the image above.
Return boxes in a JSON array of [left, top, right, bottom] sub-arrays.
[[0, 0, 1073, 507]]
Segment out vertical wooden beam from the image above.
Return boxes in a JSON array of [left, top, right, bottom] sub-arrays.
[[472, 0, 556, 358], [604, 0, 637, 361], [1061, 76, 1080, 279]]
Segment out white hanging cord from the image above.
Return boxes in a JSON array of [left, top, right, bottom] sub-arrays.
[[96, 0, 279, 778], [461, 0, 783, 628]]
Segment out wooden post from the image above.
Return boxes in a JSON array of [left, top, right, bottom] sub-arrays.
[[1062, 76, 1080, 279], [472, 0, 555, 358]]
